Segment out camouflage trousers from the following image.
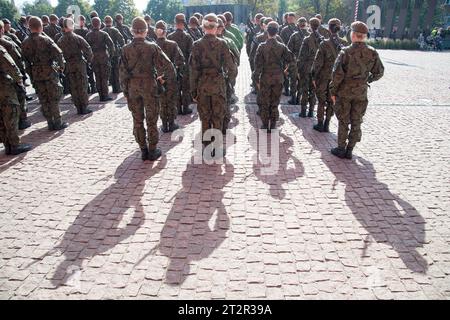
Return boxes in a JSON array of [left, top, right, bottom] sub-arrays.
[[298, 72, 316, 112], [34, 78, 63, 122], [223, 80, 233, 132], [159, 81, 178, 125], [197, 94, 226, 142], [126, 82, 159, 150], [334, 96, 368, 149], [257, 77, 283, 126], [315, 79, 334, 122], [110, 56, 121, 93], [87, 65, 96, 92], [0, 104, 20, 146], [92, 62, 110, 98], [15, 86, 28, 121], [180, 70, 192, 110], [67, 66, 89, 112]]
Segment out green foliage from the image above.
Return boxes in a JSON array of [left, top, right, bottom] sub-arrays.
[[22, 0, 54, 18], [0, 0, 19, 21], [367, 38, 420, 50], [144, 0, 183, 23], [93, 0, 138, 23], [55, 0, 92, 18]]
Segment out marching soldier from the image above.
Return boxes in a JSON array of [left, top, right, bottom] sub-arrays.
[[15, 17, 30, 42], [311, 18, 347, 133], [119, 17, 174, 161], [189, 13, 237, 156], [144, 15, 157, 41], [41, 15, 49, 28], [280, 12, 297, 97], [103, 16, 125, 94], [74, 15, 89, 38], [87, 11, 105, 30], [330, 21, 384, 159], [287, 17, 310, 105], [223, 12, 244, 52], [0, 44, 32, 155], [217, 15, 240, 54], [115, 14, 133, 43], [2, 19, 22, 47], [21, 16, 68, 131], [188, 16, 202, 41], [57, 18, 93, 115], [245, 13, 263, 57], [315, 14, 331, 39], [85, 17, 115, 101], [253, 21, 296, 132], [44, 14, 61, 42], [75, 15, 96, 94], [297, 17, 322, 118], [155, 20, 184, 133], [167, 13, 194, 115]]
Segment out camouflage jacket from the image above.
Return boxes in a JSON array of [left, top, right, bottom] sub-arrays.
[[280, 23, 297, 44], [4, 31, 22, 47], [226, 24, 244, 51], [218, 34, 240, 66], [330, 42, 384, 98], [250, 32, 283, 67], [74, 27, 89, 39], [146, 26, 157, 42], [298, 31, 323, 73], [102, 26, 125, 57], [287, 28, 309, 59], [0, 37, 25, 75], [119, 38, 174, 95], [44, 24, 62, 42], [115, 23, 133, 43], [312, 35, 348, 82], [245, 24, 261, 54], [189, 34, 237, 97], [21, 32, 65, 82], [15, 24, 30, 42], [318, 25, 331, 39], [85, 29, 115, 63], [57, 31, 93, 73], [253, 38, 296, 83], [167, 29, 193, 62], [188, 28, 202, 41], [155, 37, 185, 80], [0, 45, 23, 105]]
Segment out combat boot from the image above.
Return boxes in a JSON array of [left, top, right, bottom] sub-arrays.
[[52, 119, 69, 131], [345, 147, 353, 159], [80, 106, 93, 115], [161, 122, 170, 133], [313, 121, 324, 132], [168, 122, 179, 132], [100, 96, 113, 102], [141, 147, 149, 161], [182, 105, 193, 115], [231, 94, 238, 104], [47, 120, 54, 131], [288, 94, 298, 105], [18, 119, 31, 130], [10, 143, 32, 155], [3, 143, 11, 155], [307, 108, 314, 118], [299, 107, 307, 118], [148, 148, 162, 161], [323, 119, 330, 132], [331, 146, 347, 159]]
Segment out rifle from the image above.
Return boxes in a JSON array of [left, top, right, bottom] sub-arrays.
[[183, 21, 199, 41]]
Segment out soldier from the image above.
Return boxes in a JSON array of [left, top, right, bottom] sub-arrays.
[[0, 44, 32, 155], [0, 21, 31, 130], [57, 18, 93, 115], [74, 15, 89, 38], [189, 13, 237, 156], [155, 20, 183, 133], [41, 15, 49, 28], [168, 13, 194, 115], [311, 18, 348, 133], [188, 16, 202, 41], [2, 19, 22, 47], [223, 12, 244, 52], [216, 18, 239, 134], [87, 11, 105, 30], [86, 17, 115, 101], [245, 13, 263, 57], [15, 17, 30, 42], [21, 16, 68, 131], [330, 21, 384, 159], [297, 17, 322, 118], [280, 12, 297, 96], [103, 16, 125, 94], [254, 21, 296, 132], [287, 17, 310, 105], [144, 15, 157, 41], [193, 12, 204, 32], [115, 14, 133, 43], [75, 15, 96, 94], [315, 14, 331, 39], [217, 15, 240, 54], [44, 14, 61, 42], [119, 17, 174, 161]]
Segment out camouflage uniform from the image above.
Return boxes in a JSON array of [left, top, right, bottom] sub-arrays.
[[115, 23, 133, 43], [245, 23, 260, 57], [74, 26, 89, 38], [188, 27, 203, 41], [102, 25, 125, 93], [43, 23, 61, 42], [155, 36, 184, 130], [21, 32, 67, 129], [57, 31, 93, 114], [190, 33, 237, 143], [330, 42, 384, 156], [287, 28, 309, 99], [318, 25, 331, 39], [280, 23, 297, 96], [167, 28, 194, 114], [85, 28, 115, 100], [254, 36, 295, 129], [312, 34, 347, 130], [4, 31, 22, 47], [119, 37, 173, 155], [146, 26, 157, 42], [75, 26, 96, 93], [298, 29, 323, 116]]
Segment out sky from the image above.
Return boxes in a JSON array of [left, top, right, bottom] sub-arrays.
[[14, 0, 150, 12]]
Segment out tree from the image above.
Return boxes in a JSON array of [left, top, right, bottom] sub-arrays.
[[144, 0, 183, 23], [55, 0, 92, 18], [0, 0, 19, 21], [23, 0, 54, 18], [93, 0, 112, 19], [111, 0, 139, 24]]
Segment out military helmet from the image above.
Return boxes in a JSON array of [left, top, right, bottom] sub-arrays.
[[351, 21, 369, 34], [175, 13, 186, 24], [28, 16, 42, 30], [203, 13, 218, 30], [131, 17, 148, 33], [297, 17, 307, 25], [309, 17, 320, 30], [189, 16, 199, 26], [104, 16, 113, 24]]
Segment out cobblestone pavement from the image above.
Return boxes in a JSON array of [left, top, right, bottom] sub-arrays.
[[0, 50, 449, 299]]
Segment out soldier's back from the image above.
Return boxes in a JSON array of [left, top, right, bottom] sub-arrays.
[[167, 29, 192, 59], [74, 27, 89, 39]]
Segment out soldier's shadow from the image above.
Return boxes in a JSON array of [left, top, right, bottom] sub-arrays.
[[282, 107, 428, 274], [157, 157, 233, 285]]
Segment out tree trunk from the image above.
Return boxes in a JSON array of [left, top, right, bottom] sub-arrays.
[[384, 0, 397, 38], [424, 0, 438, 31], [396, 0, 409, 39], [409, 0, 424, 38]]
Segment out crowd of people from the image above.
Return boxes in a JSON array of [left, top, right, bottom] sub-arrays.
[[0, 9, 384, 162]]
